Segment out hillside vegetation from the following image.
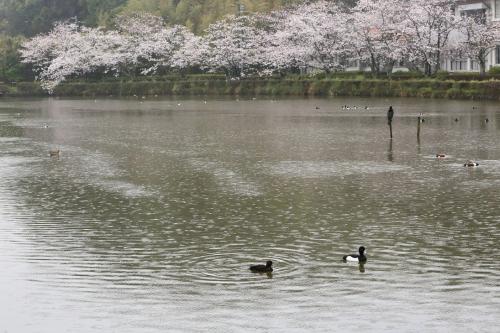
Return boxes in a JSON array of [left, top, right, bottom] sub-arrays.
[[0, 0, 309, 36]]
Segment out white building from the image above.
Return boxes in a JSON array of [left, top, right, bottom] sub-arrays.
[[442, 0, 500, 72]]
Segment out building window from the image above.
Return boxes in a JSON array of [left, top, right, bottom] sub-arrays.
[[496, 0, 500, 19], [462, 9, 487, 23]]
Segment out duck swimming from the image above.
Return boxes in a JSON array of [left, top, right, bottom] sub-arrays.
[[464, 160, 479, 167], [436, 154, 446, 158], [49, 149, 60, 157], [249, 260, 273, 273], [343, 246, 367, 262]]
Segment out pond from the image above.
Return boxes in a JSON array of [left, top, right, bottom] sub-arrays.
[[1, 97, 499, 332]]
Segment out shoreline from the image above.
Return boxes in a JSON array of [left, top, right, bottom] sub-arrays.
[[2, 76, 500, 100]]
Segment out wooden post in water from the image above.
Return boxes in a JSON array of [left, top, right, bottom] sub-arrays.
[[417, 116, 421, 141], [387, 106, 394, 139], [387, 139, 393, 162]]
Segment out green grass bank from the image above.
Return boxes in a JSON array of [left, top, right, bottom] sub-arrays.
[[3, 74, 500, 100]]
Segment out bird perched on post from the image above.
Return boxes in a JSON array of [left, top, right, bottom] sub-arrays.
[[387, 106, 394, 125]]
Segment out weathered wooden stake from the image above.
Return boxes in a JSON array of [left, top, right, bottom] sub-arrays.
[[417, 116, 421, 140], [388, 139, 393, 162]]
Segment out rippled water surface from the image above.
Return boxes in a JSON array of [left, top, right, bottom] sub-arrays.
[[1, 97, 499, 332]]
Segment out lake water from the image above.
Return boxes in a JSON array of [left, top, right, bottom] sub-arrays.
[[1, 97, 499, 332]]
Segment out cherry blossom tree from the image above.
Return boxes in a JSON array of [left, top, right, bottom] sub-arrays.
[[20, 14, 199, 91], [20, 22, 77, 91], [170, 32, 206, 71], [260, 1, 350, 74], [457, 16, 500, 75], [201, 15, 268, 78], [349, 0, 407, 75], [400, 0, 462, 75], [20, 21, 124, 92], [114, 13, 196, 75]]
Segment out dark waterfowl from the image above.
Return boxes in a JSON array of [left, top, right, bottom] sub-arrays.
[[464, 160, 479, 167], [250, 260, 273, 273], [436, 153, 446, 158], [343, 246, 367, 262]]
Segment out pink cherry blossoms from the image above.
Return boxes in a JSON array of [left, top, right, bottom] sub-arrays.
[[19, 0, 500, 92]]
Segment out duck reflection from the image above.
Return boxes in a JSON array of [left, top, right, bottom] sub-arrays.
[[251, 271, 273, 279], [359, 262, 366, 273]]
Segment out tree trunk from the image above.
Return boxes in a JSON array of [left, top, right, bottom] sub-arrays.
[[479, 59, 486, 76], [370, 53, 379, 77], [478, 49, 487, 76], [385, 60, 396, 77], [424, 62, 432, 76], [433, 38, 442, 74]]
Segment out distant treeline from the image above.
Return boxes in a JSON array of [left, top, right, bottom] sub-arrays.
[[0, 0, 311, 36]]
